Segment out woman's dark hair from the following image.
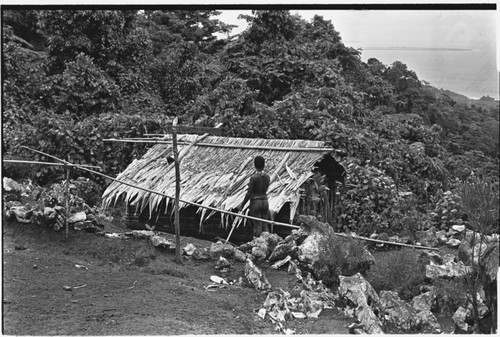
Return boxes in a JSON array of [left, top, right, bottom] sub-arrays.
[[254, 156, 265, 170]]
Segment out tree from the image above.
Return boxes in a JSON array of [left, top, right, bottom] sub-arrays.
[[366, 58, 386, 76], [2, 9, 46, 49], [239, 10, 298, 45], [140, 10, 233, 55], [51, 53, 120, 118], [479, 95, 495, 102], [34, 10, 157, 117], [38, 10, 139, 74], [2, 24, 47, 107], [383, 61, 421, 94]]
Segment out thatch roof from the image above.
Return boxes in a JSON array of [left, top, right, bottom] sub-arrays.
[[102, 135, 339, 228]]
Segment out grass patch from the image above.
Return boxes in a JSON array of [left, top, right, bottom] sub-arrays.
[[432, 278, 468, 314], [365, 248, 426, 300], [145, 258, 189, 278], [79, 234, 158, 266]]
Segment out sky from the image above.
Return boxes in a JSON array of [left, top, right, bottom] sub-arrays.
[[215, 9, 499, 99], [216, 10, 497, 50]]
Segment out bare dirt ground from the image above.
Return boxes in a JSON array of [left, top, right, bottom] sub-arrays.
[[2, 220, 354, 335]]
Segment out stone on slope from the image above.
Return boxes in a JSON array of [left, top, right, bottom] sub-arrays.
[[182, 243, 197, 256], [7, 206, 34, 223], [338, 273, 383, 334], [379, 290, 420, 333], [215, 256, 232, 270], [411, 290, 442, 333], [210, 242, 235, 258], [150, 235, 174, 249], [296, 215, 374, 278], [268, 240, 296, 262], [233, 248, 247, 262], [452, 306, 472, 333], [245, 258, 271, 291], [415, 226, 439, 247], [425, 260, 471, 280], [68, 211, 86, 224], [192, 247, 212, 261]]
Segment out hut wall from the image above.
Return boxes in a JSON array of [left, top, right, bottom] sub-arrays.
[[272, 203, 293, 238], [125, 201, 295, 243], [125, 203, 255, 243]]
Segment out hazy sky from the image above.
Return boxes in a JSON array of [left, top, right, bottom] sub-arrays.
[[217, 10, 497, 52], [216, 9, 498, 98]]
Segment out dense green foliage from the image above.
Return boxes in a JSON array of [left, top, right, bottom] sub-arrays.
[[3, 9, 499, 235], [312, 234, 370, 287]]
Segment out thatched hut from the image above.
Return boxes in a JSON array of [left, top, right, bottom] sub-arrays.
[[102, 135, 345, 241]]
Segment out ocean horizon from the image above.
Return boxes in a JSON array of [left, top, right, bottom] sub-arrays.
[[356, 47, 499, 100], [215, 10, 498, 101]]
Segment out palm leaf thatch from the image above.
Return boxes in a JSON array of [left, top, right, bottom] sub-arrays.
[[102, 135, 337, 229]]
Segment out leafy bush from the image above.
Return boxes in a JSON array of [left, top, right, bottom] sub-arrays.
[[71, 177, 103, 207], [384, 211, 431, 239], [3, 111, 170, 185], [366, 248, 426, 300], [388, 194, 432, 234], [311, 234, 372, 287], [429, 190, 464, 230], [335, 158, 400, 235], [51, 53, 120, 117], [458, 176, 499, 235]]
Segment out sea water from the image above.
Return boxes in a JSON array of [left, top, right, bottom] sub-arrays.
[[358, 48, 499, 100]]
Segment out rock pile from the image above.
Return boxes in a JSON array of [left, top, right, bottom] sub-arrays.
[[256, 263, 339, 334], [370, 223, 498, 250], [235, 216, 375, 285], [416, 233, 498, 333], [366, 217, 498, 333], [3, 177, 112, 232]]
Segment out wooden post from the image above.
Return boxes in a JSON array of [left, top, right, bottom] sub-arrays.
[[64, 156, 70, 239], [331, 182, 337, 226], [305, 181, 311, 215], [169, 121, 222, 263], [171, 118, 182, 264]]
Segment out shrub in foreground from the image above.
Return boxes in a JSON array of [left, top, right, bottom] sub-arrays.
[[311, 234, 373, 287], [365, 248, 426, 300]]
